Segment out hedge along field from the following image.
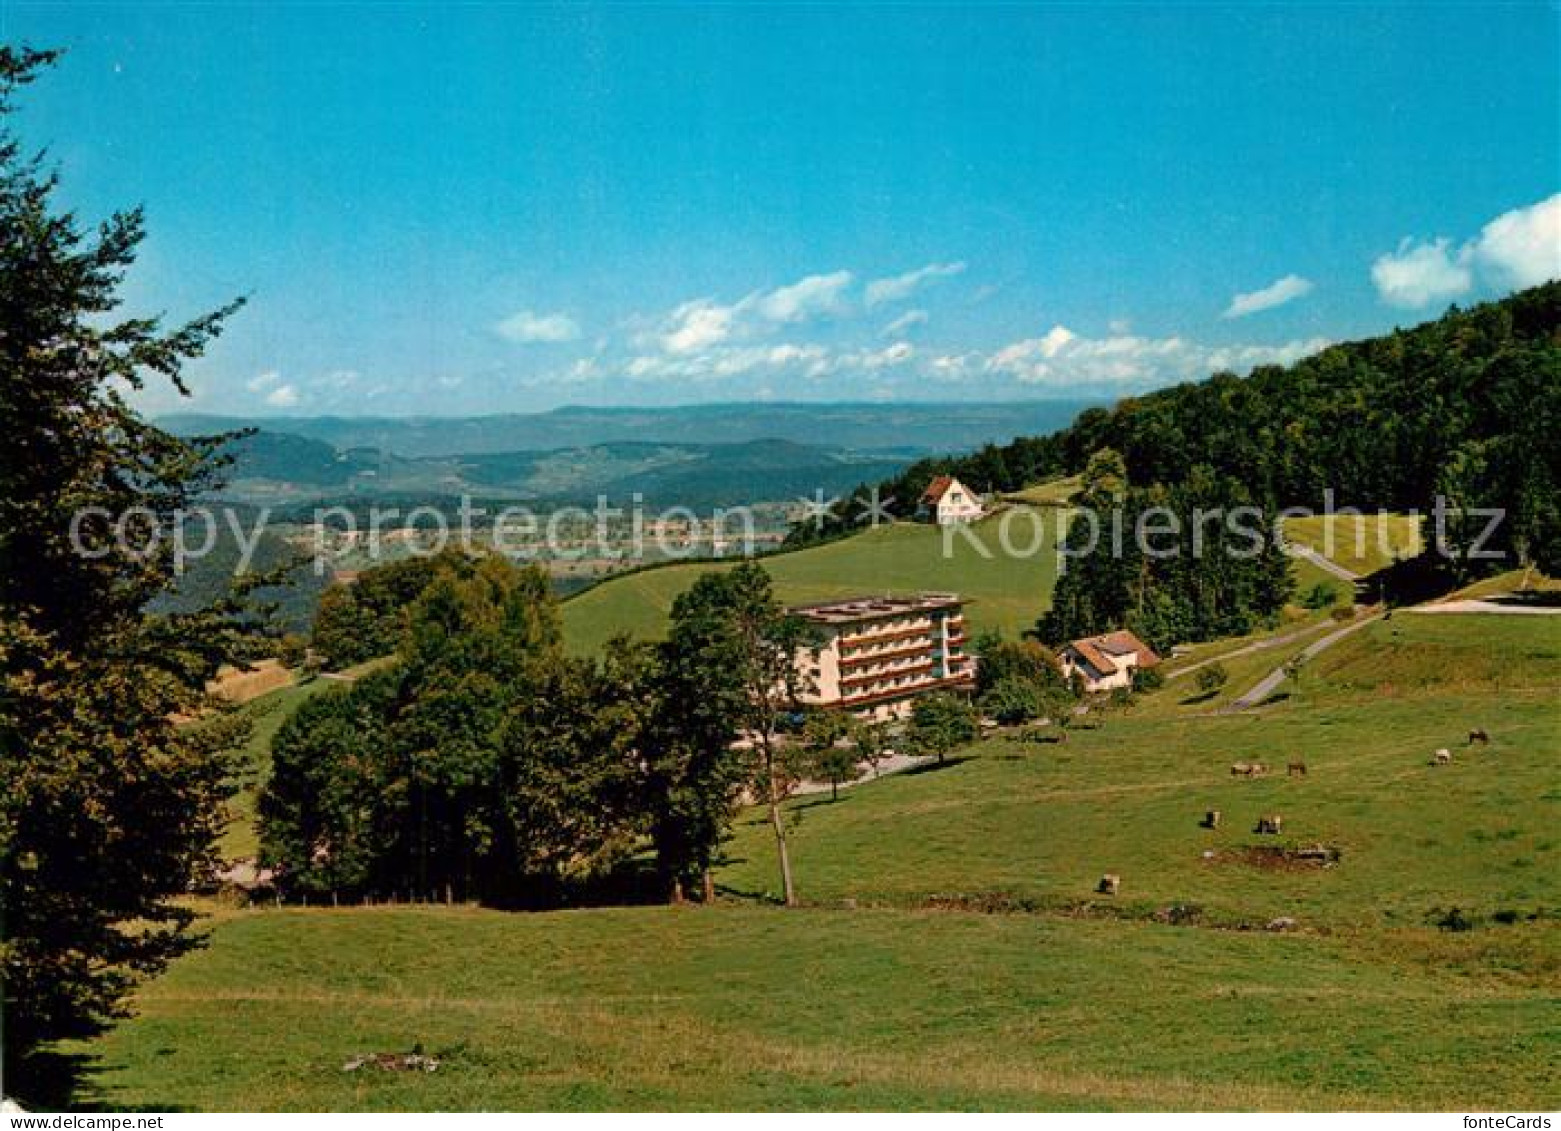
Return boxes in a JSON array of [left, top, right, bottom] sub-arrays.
[[560, 510, 1066, 656]]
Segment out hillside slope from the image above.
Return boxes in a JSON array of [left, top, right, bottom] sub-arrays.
[[719, 615, 1559, 924], [561, 511, 1063, 654], [72, 614, 1560, 1111]]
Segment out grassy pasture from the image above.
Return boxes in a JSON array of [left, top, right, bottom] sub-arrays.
[[60, 614, 1561, 1111], [1002, 474, 1083, 507], [66, 905, 1558, 1111], [720, 616, 1560, 925], [217, 678, 335, 859], [561, 513, 1062, 655], [1282, 513, 1423, 577]]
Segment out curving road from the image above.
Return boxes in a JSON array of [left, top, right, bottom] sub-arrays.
[[1221, 609, 1384, 711]]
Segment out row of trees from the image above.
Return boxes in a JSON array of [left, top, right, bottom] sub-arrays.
[[266, 557, 928, 909]]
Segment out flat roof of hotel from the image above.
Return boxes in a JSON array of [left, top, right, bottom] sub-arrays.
[[788, 593, 964, 625]]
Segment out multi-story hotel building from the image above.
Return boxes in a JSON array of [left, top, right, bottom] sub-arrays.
[[790, 593, 976, 719]]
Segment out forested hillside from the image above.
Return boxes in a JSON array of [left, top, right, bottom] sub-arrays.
[[811, 285, 1561, 572]]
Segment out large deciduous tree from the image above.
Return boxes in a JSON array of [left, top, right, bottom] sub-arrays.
[[648, 563, 813, 906], [0, 46, 261, 1089]]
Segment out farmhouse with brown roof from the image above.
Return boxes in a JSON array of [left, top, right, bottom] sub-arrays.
[[1059, 630, 1161, 693], [918, 474, 984, 525]]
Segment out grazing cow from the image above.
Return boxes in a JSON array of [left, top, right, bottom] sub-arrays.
[[1250, 762, 1268, 777], [1254, 815, 1283, 835], [1432, 748, 1452, 765], [1230, 762, 1251, 776], [1287, 760, 1307, 777], [1097, 873, 1120, 896], [1468, 728, 1490, 746], [1202, 809, 1222, 829]]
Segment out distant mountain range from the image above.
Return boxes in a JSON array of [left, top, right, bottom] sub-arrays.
[[183, 432, 914, 508], [158, 400, 1105, 507], [159, 400, 1102, 459]]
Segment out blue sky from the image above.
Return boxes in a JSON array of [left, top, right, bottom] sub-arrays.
[[6, 2, 1558, 415]]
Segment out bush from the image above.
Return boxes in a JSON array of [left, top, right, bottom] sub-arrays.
[[1300, 580, 1339, 610], [1196, 663, 1228, 695], [275, 633, 308, 670], [973, 636, 1069, 696], [979, 677, 1046, 725], [1131, 666, 1164, 693]]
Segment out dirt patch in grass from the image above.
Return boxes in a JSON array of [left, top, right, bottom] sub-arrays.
[[1209, 844, 1343, 872]]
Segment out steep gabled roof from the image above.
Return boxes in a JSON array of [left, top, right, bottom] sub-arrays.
[[920, 475, 956, 505]]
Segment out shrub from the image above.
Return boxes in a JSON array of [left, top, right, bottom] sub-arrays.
[[1196, 663, 1228, 695], [1300, 580, 1340, 610], [979, 677, 1046, 725], [1131, 666, 1164, 692]]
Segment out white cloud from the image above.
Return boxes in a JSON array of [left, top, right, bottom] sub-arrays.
[[986, 325, 1330, 388], [1371, 238, 1473, 309], [881, 309, 928, 337], [1371, 195, 1561, 308], [652, 270, 852, 354], [246, 370, 280, 393], [752, 270, 853, 323], [865, 261, 966, 307], [1223, 274, 1314, 319], [661, 300, 736, 354], [625, 342, 831, 382], [842, 341, 915, 371], [494, 309, 581, 343], [1468, 193, 1561, 291], [263, 383, 301, 408]]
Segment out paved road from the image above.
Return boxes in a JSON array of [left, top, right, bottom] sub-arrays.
[[1222, 610, 1384, 712], [1404, 596, 1561, 616], [1165, 619, 1340, 683], [1287, 543, 1364, 584], [791, 751, 938, 798]]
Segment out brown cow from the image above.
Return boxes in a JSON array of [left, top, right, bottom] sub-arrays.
[[1287, 761, 1307, 777], [1468, 728, 1490, 746], [1097, 873, 1121, 896]]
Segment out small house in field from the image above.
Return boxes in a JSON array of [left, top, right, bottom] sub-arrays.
[[1059, 630, 1160, 693], [919, 475, 984, 525]]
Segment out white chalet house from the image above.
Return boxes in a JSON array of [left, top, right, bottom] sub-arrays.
[[919, 475, 984, 525], [1059, 630, 1161, 693]]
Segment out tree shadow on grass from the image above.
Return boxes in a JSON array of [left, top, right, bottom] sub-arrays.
[[897, 755, 973, 777], [9, 1049, 195, 1114], [789, 793, 857, 813]]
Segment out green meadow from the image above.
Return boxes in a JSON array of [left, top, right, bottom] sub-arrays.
[[60, 613, 1560, 1111], [1282, 513, 1424, 577], [561, 512, 1064, 655]]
